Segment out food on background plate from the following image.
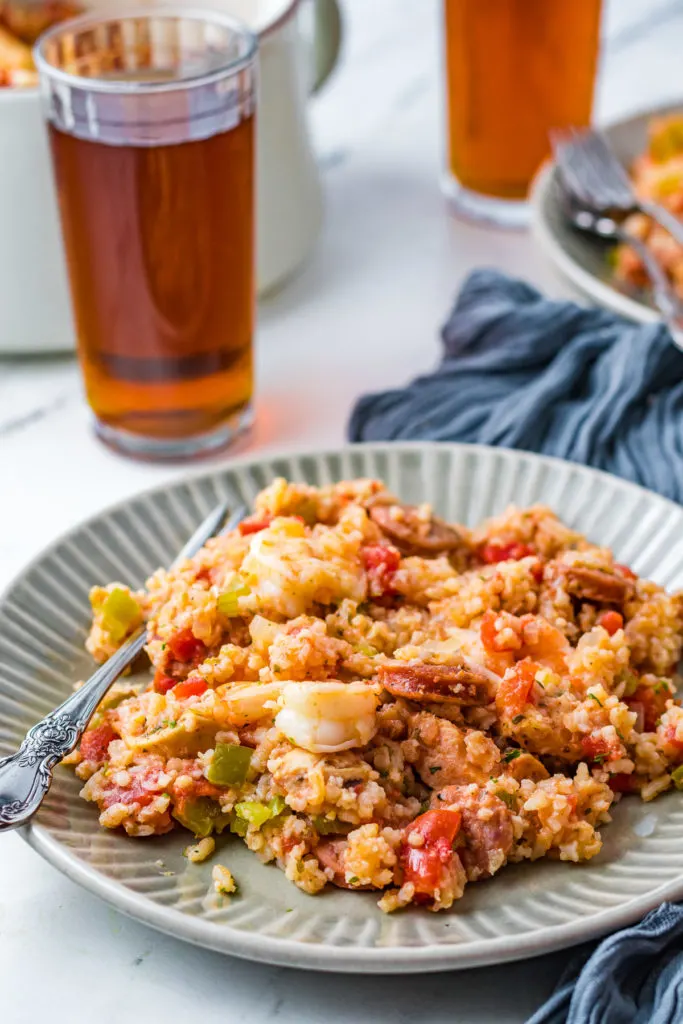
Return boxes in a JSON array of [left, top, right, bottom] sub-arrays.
[[0, 1, 81, 87], [614, 114, 683, 297], [65, 477, 683, 913]]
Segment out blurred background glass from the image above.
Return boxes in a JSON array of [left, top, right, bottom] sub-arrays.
[[442, 0, 603, 227]]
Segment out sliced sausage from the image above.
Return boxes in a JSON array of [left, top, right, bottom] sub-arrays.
[[315, 838, 374, 890], [369, 502, 463, 557], [434, 784, 513, 881], [563, 567, 633, 605], [379, 661, 494, 706]]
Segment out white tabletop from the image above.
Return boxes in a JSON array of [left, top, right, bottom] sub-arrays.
[[3, 0, 683, 1020]]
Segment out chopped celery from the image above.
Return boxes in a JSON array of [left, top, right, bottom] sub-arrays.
[[234, 796, 288, 829], [312, 815, 352, 836], [206, 742, 252, 786], [623, 672, 639, 698], [235, 801, 272, 829], [672, 765, 683, 790], [100, 588, 141, 642], [268, 795, 287, 817], [217, 579, 251, 617], [230, 816, 248, 837], [173, 797, 223, 837]]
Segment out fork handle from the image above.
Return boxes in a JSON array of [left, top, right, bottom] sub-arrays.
[[639, 199, 683, 251], [618, 227, 683, 349], [0, 628, 147, 833]]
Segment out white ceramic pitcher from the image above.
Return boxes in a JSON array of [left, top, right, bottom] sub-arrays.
[[0, 0, 341, 353]]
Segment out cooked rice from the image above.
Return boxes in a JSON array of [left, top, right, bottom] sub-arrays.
[[68, 478, 683, 913]]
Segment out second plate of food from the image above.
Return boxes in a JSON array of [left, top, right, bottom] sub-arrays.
[[531, 102, 683, 322], [4, 442, 683, 972]]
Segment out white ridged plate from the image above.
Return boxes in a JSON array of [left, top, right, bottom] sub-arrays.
[[4, 443, 683, 973]]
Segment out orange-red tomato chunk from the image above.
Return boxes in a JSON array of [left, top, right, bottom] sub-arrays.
[[173, 676, 208, 700], [598, 611, 624, 636], [362, 543, 401, 597], [480, 541, 535, 564], [168, 628, 206, 664], [495, 660, 539, 719], [400, 809, 462, 895], [80, 724, 117, 762]]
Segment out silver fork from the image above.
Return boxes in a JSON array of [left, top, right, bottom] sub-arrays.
[[561, 189, 683, 349], [0, 500, 247, 832], [552, 127, 683, 249]]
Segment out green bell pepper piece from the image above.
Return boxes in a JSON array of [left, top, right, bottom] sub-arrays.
[[206, 742, 252, 786], [217, 579, 251, 618], [100, 588, 141, 642], [234, 795, 288, 830], [173, 796, 222, 837]]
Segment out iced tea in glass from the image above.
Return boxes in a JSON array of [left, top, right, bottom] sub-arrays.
[[35, 8, 257, 459], [443, 0, 602, 226]]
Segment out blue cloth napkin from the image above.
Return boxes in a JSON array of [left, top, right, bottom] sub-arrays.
[[348, 268, 683, 503], [527, 903, 683, 1024], [349, 269, 683, 1022]]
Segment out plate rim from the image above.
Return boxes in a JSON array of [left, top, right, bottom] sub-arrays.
[[529, 100, 683, 324], [8, 440, 683, 972]]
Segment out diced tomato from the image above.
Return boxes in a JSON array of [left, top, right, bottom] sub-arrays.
[[580, 734, 614, 764], [614, 563, 637, 581], [480, 541, 535, 565], [401, 810, 462, 896], [80, 724, 117, 763], [598, 611, 624, 636], [608, 773, 639, 794], [626, 685, 669, 732], [153, 670, 176, 695], [480, 609, 522, 653], [100, 765, 162, 809], [172, 777, 223, 817], [362, 543, 401, 598], [663, 723, 683, 755], [480, 609, 499, 652], [531, 561, 545, 584], [167, 628, 206, 664], [239, 514, 273, 536], [495, 659, 539, 719], [173, 676, 208, 700]]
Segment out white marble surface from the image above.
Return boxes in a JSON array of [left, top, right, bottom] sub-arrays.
[[2, 0, 683, 1020]]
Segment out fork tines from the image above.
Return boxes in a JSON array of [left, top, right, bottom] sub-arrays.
[[551, 127, 634, 212]]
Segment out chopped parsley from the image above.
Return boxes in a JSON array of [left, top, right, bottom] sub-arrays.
[[512, 714, 525, 725], [348, 876, 360, 885], [588, 693, 603, 707], [496, 790, 516, 809], [593, 753, 608, 764], [429, 765, 442, 775], [502, 749, 522, 763], [655, 680, 671, 695]]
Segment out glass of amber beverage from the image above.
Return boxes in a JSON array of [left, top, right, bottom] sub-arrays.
[[35, 8, 257, 459], [442, 0, 602, 227]]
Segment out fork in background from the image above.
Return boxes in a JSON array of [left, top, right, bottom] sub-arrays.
[[551, 126, 683, 250]]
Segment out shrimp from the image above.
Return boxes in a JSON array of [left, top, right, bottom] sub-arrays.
[[240, 517, 366, 618], [275, 680, 380, 753], [214, 681, 283, 727]]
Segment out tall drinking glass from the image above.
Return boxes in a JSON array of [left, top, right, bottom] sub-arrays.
[[442, 0, 602, 228], [35, 8, 257, 460]]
